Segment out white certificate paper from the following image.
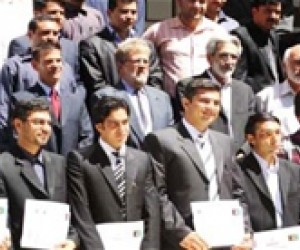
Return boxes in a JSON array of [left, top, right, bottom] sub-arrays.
[[21, 200, 70, 249], [253, 226, 300, 250], [0, 199, 9, 242], [191, 200, 245, 247], [96, 221, 144, 250]]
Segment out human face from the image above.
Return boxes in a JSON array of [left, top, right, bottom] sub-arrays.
[[32, 48, 62, 87], [14, 111, 52, 153], [247, 121, 282, 162], [252, 3, 281, 31], [207, 0, 227, 16], [96, 108, 130, 150], [177, 0, 207, 22], [41, 1, 65, 28], [285, 47, 300, 85], [208, 42, 239, 83], [119, 50, 150, 89], [182, 88, 221, 132], [29, 20, 60, 48], [108, 1, 137, 33]]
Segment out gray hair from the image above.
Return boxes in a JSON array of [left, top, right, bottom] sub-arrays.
[[206, 34, 242, 57], [115, 38, 151, 63], [283, 44, 300, 64]]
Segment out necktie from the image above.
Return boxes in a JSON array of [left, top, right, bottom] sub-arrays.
[[135, 89, 148, 131], [197, 135, 219, 201], [112, 152, 126, 204], [50, 88, 61, 119]]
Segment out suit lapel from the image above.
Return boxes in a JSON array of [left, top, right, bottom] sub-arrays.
[[59, 78, 71, 127], [244, 153, 271, 200], [144, 87, 158, 129], [177, 123, 208, 181], [278, 160, 290, 209], [43, 151, 56, 198]]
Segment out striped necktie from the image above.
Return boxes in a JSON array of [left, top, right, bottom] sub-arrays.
[[112, 152, 126, 204]]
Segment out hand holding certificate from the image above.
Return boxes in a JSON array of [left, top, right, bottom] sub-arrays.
[[20, 200, 71, 249], [96, 221, 144, 250], [191, 200, 245, 248]]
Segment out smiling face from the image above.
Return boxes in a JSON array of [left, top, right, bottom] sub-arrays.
[[95, 108, 130, 150], [177, 0, 207, 23], [182, 87, 221, 132], [14, 111, 52, 153]]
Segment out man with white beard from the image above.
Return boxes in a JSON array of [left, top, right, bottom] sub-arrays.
[[91, 38, 174, 149], [256, 44, 300, 137], [177, 34, 255, 153]]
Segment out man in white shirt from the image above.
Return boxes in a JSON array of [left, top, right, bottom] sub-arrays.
[[237, 112, 300, 232]]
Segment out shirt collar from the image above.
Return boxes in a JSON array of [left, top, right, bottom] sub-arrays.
[[217, 11, 228, 23], [98, 137, 126, 161], [121, 80, 146, 95], [207, 69, 232, 87], [170, 16, 215, 33], [15, 143, 43, 164], [279, 79, 296, 97], [38, 81, 60, 96], [182, 118, 209, 142], [106, 24, 136, 44], [252, 151, 279, 174]]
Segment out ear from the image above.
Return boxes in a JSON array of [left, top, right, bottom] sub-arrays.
[[181, 97, 190, 111], [13, 118, 22, 134], [95, 123, 103, 135], [246, 134, 255, 147], [31, 59, 39, 71]]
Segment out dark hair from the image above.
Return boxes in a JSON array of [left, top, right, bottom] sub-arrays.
[[181, 78, 220, 101], [28, 15, 57, 32], [294, 92, 300, 117], [91, 96, 130, 124], [32, 41, 61, 61], [245, 113, 280, 135], [108, 0, 137, 11], [40, 0, 65, 8], [251, 0, 283, 8], [11, 97, 50, 121]]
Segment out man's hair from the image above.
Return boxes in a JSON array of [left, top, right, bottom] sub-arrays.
[[40, 0, 65, 8], [11, 97, 50, 121], [206, 34, 242, 57], [294, 92, 300, 117], [181, 78, 220, 101], [251, 0, 283, 8], [245, 113, 280, 135], [115, 38, 151, 64], [91, 95, 130, 125], [108, 0, 137, 11], [28, 15, 57, 32], [32, 41, 61, 61]]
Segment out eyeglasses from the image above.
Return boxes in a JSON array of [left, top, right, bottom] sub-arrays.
[[125, 58, 149, 65], [26, 118, 52, 126]]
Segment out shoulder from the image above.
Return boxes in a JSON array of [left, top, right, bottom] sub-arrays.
[[145, 86, 169, 98], [256, 85, 276, 99]]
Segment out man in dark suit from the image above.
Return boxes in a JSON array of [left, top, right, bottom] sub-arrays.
[[237, 113, 300, 232], [177, 34, 255, 153], [79, 0, 163, 102], [8, 0, 79, 75], [67, 95, 160, 250], [91, 38, 173, 149], [9, 42, 94, 156], [0, 97, 78, 249], [231, 0, 284, 93], [144, 79, 250, 250]]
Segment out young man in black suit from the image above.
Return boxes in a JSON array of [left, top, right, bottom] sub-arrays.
[[67, 96, 160, 250], [0, 97, 78, 250]]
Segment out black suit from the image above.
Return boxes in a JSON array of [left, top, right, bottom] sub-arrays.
[[67, 143, 160, 250], [143, 122, 249, 250], [238, 153, 300, 232], [231, 22, 284, 93], [177, 71, 255, 153], [0, 144, 78, 249], [79, 27, 163, 100]]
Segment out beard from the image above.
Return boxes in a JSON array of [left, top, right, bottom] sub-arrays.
[[286, 67, 300, 85], [131, 72, 149, 88], [211, 62, 234, 83]]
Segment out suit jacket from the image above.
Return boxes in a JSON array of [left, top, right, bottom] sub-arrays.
[[11, 81, 94, 156], [237, 153, 300, 232], [79, 26, 163, 100], [7, 35, 79, 75], [91, 83, 174, 149], [143, 123, 249, 250], [67, 143, 160, 250], [231, 22, 284, 94], [0, 145, 78, 249], [177, 71, 255, 153]]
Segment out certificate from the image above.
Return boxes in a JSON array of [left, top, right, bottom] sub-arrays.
[[0, 199, 9, 242], [21, 200, 70, 249], [96, 221, 144, 250], [253, 226, 300, 250], [191, 200, 245, 247]]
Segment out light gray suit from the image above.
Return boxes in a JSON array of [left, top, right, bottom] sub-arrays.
[[91, 83, 174, 149], [143, 122, 249, 250]]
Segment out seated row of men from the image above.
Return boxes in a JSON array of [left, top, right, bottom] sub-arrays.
[[1, 79, 299, 250]]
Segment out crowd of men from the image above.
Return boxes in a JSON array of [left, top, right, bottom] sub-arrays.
[[0, 0, 300, 249]]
